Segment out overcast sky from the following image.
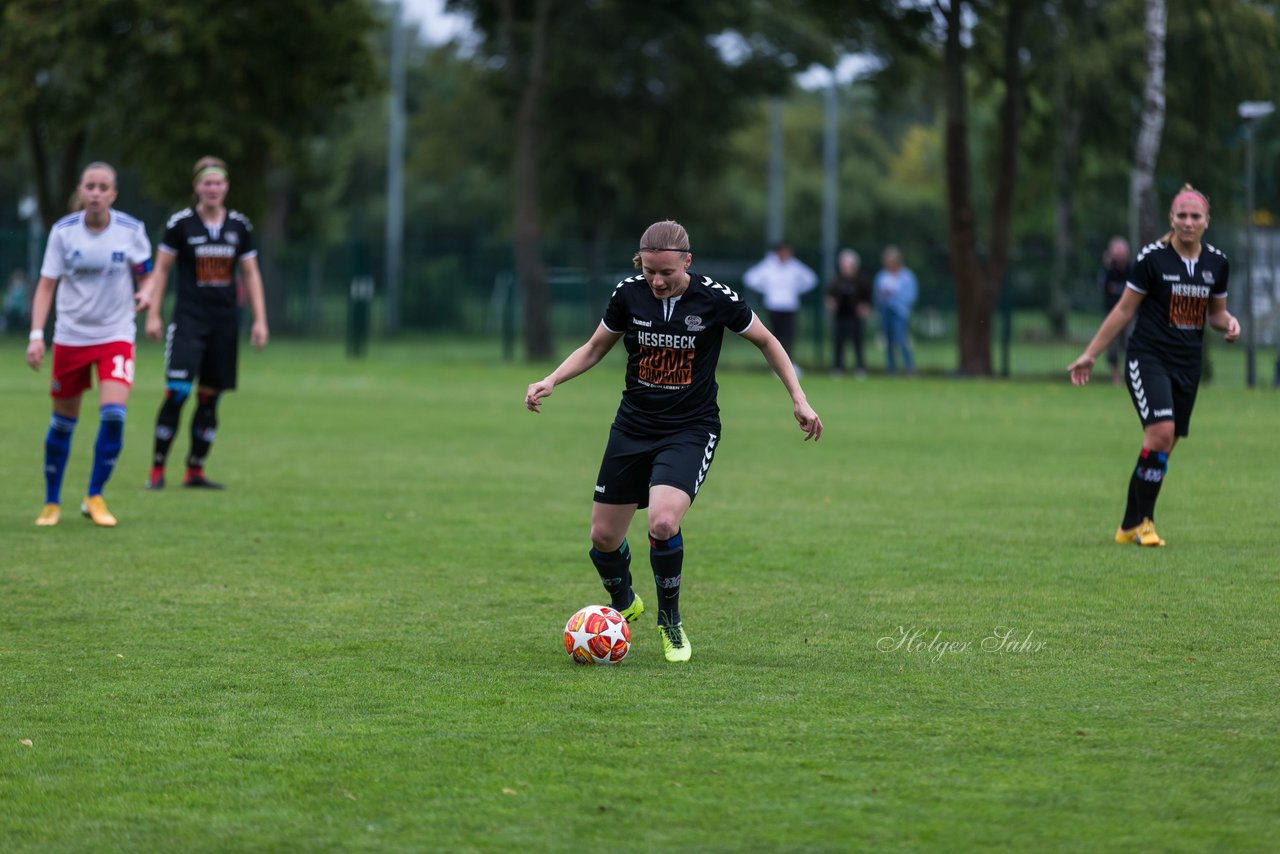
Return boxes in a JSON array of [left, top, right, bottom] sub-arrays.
[[394, 1, 871, 86], [398, 0, 471, 44]]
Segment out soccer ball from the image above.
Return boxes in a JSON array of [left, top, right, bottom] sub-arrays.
[[563, 605, 631, 665]]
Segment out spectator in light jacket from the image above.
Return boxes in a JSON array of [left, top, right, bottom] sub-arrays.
[[874, 245, 918, 374]]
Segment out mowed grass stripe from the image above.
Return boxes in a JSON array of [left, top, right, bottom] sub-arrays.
[[1, 338, 1276, 851]]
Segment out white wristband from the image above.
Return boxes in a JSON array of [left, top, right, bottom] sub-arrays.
[[29, 329, 44, 342]]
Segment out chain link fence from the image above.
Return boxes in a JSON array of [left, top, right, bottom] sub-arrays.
[[5, 226, 1276, 381]]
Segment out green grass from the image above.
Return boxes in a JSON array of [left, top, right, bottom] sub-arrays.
[[2, 337, 1278, 852]]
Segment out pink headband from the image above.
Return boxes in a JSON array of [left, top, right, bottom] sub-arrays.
[[1171, 190, 1209, 211]]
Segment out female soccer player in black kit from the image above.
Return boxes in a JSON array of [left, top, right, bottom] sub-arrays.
[[145, 156, 269, 489], [1068, 185, 1240, 546], [525, 220, 823, 662]]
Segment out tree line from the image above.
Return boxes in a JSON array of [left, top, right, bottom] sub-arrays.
[[1, 0, 1276, 372]]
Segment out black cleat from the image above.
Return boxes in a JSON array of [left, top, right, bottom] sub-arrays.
[[183, 473, 225, 490]]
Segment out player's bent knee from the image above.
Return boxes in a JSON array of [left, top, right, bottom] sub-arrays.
[[1145, 423, 1176, 452], [648, 517, 681, 542], [165, 380, 193, 404], [589, 530, 625, 552], [589, 520, 628, 552]]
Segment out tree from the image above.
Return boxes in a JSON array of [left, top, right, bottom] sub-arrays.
[[0, 0, 144, 226], [0, 0, 379, 297], [542, 2, 838, 304], [502, 0, 554, 359], [1037, 2, 1098, 338], [441, 0, 560, 358], [1156, 0, 1278, 209], [1130, 0, 1166, 251], [938, 0, 1028, 376], [448, 0, 837, 360]]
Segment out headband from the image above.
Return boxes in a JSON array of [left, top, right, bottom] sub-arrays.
[[639, 247, 690, 253], [196, 166, 228, 181], [1171, 190, 1208, 211]]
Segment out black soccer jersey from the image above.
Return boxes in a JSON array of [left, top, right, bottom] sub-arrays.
[[1126, 240, 1229, 368], [160, 208, 257, 320], [601, 271, 756, 435]]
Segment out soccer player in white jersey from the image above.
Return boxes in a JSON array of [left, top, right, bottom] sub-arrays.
[[1068, 185, 1240, 546], [25, 162, 154, 527], [525, 220, 823, 662]]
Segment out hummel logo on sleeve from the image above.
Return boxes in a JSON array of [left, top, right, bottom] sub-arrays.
[[709, 282, 740, 302]]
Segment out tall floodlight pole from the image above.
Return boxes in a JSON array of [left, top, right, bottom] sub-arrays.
[[821, 76, 838, 285], [767, 97, 784, 246], [1238, 100, 1274, 388], [818, 76, 839, 371], [18, 194, 40, 286], [385, 1, 407, 335]]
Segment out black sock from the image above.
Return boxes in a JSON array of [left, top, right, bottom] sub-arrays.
[[589, 540, 633, 611], [650, 530, 684, 626], [153, 387, 188, 468], [1121, 469, 1142, 529], [187, 391, 219, 470], [1132, 448, 1168, 523]]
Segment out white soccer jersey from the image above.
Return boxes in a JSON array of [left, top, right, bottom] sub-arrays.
[[40, 209, 152, 346]]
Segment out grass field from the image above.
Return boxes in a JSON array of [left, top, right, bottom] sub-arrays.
[[2, 336, 1278, 852]]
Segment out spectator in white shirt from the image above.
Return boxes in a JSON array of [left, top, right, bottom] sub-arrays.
[[742, 242, 817, 370]]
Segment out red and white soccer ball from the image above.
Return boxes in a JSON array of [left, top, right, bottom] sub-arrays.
[[563, 604, 631, 665]]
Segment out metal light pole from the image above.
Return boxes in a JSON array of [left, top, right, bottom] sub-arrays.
[[384, 1, 407, 336], [821, 77, 838, 286], [18, 194, 40, 286], [766, 97, 784, 246], [820, 76, 838, 370], [1238, 100, 1274, 388]]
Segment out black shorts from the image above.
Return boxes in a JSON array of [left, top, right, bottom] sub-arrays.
[[593, 423, 720, 508], [165, 314, 239, 391], [1125, 352, 1200, 436]]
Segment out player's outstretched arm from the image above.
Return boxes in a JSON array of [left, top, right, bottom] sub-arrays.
[[739, 317, 823, 441], [1068, 288, 1142, 386], [525, 324, 622, 413]]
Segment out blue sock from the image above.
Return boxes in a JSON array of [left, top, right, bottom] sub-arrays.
[[89, 404, 126, 497], [44, 413, 78, 505]]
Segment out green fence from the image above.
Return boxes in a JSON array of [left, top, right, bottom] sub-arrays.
[[5, 226, 1277, 381]]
